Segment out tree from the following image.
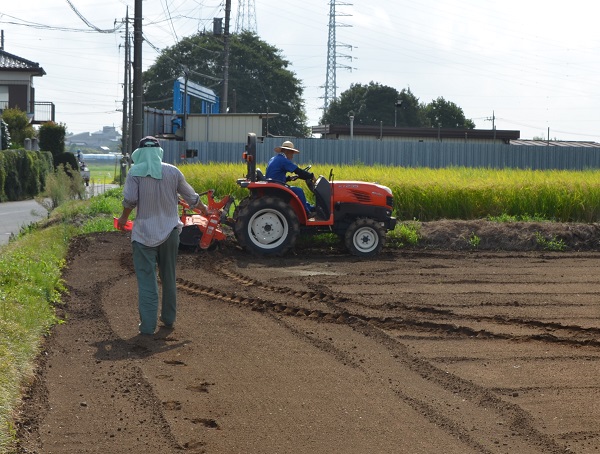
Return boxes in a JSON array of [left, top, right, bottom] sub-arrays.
[[143, 31, 309, 137], [321, 82, 403, 127], [320, 84, 475, 129], [394, 87, 423, 127], [1, 107, 36, 149], [422, 97, 475, 129], [38, 122, 67, 159]]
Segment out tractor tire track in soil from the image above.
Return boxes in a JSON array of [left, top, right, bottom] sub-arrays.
[[15, 223, 600, 453]]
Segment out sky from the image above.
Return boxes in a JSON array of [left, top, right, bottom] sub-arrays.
[[1, 0, 599, 141]]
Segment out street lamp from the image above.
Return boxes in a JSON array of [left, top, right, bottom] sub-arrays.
[[394, 100, 403, 127]]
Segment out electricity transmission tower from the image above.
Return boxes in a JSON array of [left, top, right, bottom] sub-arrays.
[[235, 0, 257, 33], [323, 0, 353, 112]]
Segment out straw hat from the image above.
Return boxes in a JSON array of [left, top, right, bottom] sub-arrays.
[[274, 140, 300, 153]]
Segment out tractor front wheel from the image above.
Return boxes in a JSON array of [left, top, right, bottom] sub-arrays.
[[234, 197, 300, 256], [344, 218, 385, 257]]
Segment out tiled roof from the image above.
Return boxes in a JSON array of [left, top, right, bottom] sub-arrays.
[[0, 50, 46, 75]]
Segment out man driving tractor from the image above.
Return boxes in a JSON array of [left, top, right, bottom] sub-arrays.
[[266, 140, 316, 217]]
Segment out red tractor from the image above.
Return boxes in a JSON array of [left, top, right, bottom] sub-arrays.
[[134, 133, 396, 257], [230, 133, 396, 257]]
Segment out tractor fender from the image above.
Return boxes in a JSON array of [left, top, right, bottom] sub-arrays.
[[244, 181, 307, 221]]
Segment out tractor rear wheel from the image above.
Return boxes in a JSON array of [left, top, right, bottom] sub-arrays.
[[234, 196, 300, 256], [344, 218, 385, 257]]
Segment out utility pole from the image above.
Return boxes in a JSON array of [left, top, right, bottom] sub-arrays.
[[485, 110, 496, 141], [221, 0, 231, 113], [121, 8, 130, 158], [132, 0, 143, 148], [120, 7, 131, 183]]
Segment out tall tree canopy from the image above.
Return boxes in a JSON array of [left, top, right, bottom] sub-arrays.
[[143, 31, 309, 137], [422, 97, 475, 129], [321, 82, 401, 126], [320, 83, 474, 129]]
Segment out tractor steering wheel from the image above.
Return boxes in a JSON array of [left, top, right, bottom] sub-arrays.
[[303, 165, 316, 192]]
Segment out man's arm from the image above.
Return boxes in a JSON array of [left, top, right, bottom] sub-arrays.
[[117, 207, 134, 230], [293, 166, 315, 181], [177, 173, 208, 214]]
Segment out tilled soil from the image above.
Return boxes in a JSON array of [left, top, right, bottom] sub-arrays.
[[14, 221, 600, 453]]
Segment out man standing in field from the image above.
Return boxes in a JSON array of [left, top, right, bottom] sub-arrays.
[[116, 136, 207, 335]]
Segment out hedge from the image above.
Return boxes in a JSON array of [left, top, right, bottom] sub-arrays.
[[0, 150, 53, 202]]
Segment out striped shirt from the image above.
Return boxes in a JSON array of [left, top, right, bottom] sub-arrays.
[[122, 163, 199, 247]]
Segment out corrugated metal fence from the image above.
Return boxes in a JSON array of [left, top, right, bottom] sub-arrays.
[[160, 137, 600, 170]]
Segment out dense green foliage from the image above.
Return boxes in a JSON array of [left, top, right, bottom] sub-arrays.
[[0, 108, 35, 149], [321, 82, 475, 129], [38, 122, 67, 158], [53, 152, 79, 174], [143, 30, 309, 137], [36, 164, 87, 211], [0, 150, 53, 202], [422, 97, 476, 129]]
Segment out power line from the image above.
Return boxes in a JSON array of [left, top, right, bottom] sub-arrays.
[[143, 35, 222, 82], [161, 0, 179, 43], [0, 13, 120, 33], [65, 0, 123, 33]]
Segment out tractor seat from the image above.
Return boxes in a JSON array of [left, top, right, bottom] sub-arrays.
[[313, 177, 331, 219], [256, 168, 265, 181]]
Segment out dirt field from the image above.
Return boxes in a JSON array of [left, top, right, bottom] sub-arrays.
[[15, 221, 600, 453]]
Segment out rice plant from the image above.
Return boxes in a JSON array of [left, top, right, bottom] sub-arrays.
[[179, 164, 600, 223]]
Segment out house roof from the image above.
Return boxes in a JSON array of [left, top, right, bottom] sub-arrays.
[[0, 49, 46, 76], [312, 124, 520, 142], [510, 139, 600, 148]]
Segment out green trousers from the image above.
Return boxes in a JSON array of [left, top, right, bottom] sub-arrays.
[[132, 229, 179, 334]]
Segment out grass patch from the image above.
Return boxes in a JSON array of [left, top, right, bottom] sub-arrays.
[[0, 188, 124, 451], [487, 213, 552, 223], [467, 232, 481, 249], [0, 225, 70, 451], [534, 232, 567, 251], [387, 221, 421, 248]]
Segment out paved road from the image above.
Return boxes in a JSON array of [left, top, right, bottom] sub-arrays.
[[0, 183, 119, 246], [0, 199, 48, 245]]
